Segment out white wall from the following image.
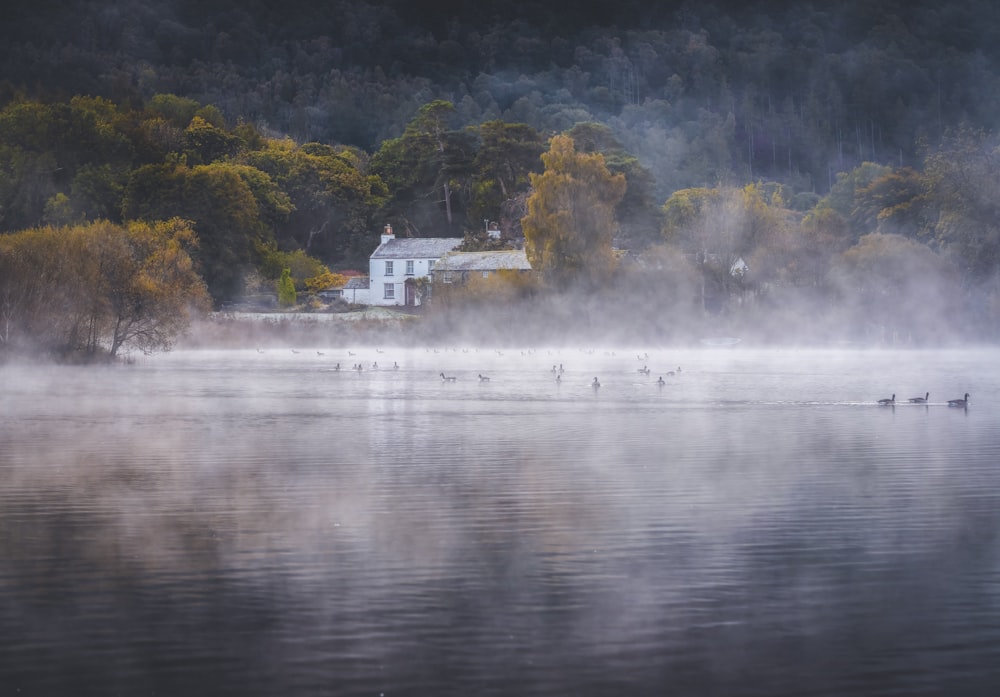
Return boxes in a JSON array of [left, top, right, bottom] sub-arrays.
[[344, 287, 370, 304], [369, 256, 434, 306]]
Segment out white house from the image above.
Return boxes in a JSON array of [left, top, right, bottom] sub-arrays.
[[368, 224, 462, 306]]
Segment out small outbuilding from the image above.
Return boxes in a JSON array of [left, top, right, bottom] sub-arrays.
[[431, 249, 533, 286]]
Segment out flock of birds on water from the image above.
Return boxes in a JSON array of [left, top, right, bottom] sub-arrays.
[[255, 347, 688, 389], [256, 346, 971, 407], [878, 392, 970, 408]]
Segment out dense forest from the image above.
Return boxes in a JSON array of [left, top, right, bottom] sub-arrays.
[[2, 0, 1000, 352], [5, 0, 999, 189]]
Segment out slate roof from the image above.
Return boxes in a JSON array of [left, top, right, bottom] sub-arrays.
[[370, 237, 462, 259], [344, 276, 370, 290], [435, 250, 532, 271]]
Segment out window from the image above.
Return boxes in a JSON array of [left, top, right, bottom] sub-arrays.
[[482, 270, 490, 278], [406, 260, 414, 275], [428, 260, 435, 272], [443, 272, 453, 284], [384, 261, 394, 276], [383, 283, 395, 299]]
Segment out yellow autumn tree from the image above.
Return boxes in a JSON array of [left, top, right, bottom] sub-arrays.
[[304, 271, 348, 294], [522, 134, 626, 290], [0, 218, 209, 358], [101, 218, 212, 356]]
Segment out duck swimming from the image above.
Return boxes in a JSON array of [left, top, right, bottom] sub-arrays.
[[878, 394, 895, 405], [947, 393, 970, 407]]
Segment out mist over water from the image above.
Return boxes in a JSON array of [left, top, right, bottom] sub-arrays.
[[2, 346, 1000, 695]]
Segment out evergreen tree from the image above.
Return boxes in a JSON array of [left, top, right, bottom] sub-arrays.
[[277, 267, 297, 306]]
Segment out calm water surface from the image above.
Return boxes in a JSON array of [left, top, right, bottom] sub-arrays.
[[2, 346, 1000, 696]]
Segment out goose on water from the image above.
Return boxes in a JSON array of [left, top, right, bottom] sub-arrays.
[[657, 376, 666, 386], [878, 394, 895, 405], [948, 393, 970, 407], [440, 372, 457, 382], [592, 377, 601, 388], [478, 374, 490, 382], [908, 392, 929, 404]]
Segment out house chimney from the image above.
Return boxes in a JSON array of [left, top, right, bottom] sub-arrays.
[[381, 223, 394, 245]]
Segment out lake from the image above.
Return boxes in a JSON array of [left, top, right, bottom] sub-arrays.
[[2, 346, 999, 696]]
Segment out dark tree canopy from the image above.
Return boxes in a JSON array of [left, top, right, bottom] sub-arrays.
[[3, 0, 999, 191]]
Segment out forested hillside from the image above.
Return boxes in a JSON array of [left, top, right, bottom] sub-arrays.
[[2, 0, 1000, 347], [4, 0, 999, 194]]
